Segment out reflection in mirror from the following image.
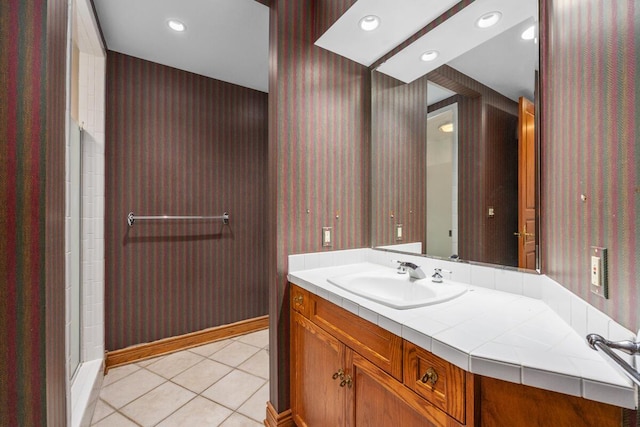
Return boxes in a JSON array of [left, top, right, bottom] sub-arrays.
[[426, 104, 458, 259], [371, 0, 539, 271]]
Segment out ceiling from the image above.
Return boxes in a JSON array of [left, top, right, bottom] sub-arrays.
[[320, 0, 538, 103], [93, 0, 269, 92], [92, 0, 537, 102], [314, 0, 460, 67]]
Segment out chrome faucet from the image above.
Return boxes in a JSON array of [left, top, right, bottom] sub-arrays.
[[395, 261, 427, 279], [431, 268, 452, 283]]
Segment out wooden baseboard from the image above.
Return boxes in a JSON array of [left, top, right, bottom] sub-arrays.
[[265, 401, 294, 427], [105, 315, 269, 373]]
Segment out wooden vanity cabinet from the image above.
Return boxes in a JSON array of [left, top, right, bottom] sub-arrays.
[[290, 312, 347, 426], [289, 284, 624, 427], [290, 284, 468, 427]]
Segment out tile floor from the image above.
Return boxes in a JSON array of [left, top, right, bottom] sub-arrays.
[[91, 329, 269, 426]]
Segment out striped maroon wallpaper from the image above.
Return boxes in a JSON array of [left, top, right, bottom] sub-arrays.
[[313, 0, 357, 40], [371, 71, 428, 248], [268, 0, 371, 411], [45, 0, 69, 424], [541, 0, 639, 331], [105, 52, 269, 351], [426, 66, 519, 266], [0, 0, 67, 425]]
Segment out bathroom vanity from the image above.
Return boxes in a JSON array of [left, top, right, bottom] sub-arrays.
[[288, 255, 634, 427], [290, 285, 624, 426]]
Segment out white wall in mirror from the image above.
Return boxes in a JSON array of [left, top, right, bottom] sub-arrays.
[[426, 105, 458, 258]]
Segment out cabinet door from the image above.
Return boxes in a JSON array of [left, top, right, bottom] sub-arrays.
[[349, 350, 451, 427], [404, 341, 468, 424], [291, 311, 347, 427]]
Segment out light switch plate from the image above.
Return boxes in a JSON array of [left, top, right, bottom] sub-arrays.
[[590, 246, 608, 299], [322, 227, 332, 247], [395, 224, 403, 241]]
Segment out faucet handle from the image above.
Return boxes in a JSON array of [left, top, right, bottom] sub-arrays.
[[432, 268, 452, 283]]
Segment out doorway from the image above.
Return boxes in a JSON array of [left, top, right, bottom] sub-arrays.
[[426, 104, 458, 258]]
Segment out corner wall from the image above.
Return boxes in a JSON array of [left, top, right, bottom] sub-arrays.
[[541, 0, 640, 331], [370, 71, 428, 249], [0, 0, 68, 425], [268, 0, 370, 412], [104, 52, 269, 351]]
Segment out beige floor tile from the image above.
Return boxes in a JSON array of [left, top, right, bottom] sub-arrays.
[[99, 368, 165, 409], [145, 350, 204, 379], [91, 411, 139, 427], [201, 370, 266, 410], [237, 349, 269, 379], [189, 339, 233, 357], [135, 355, 163, 367], [120, 381, 195, 426], [237, 382, 269, 422], [235, 329, 269, 349], [171, 358, 233, 394], [208, 341, 260, 367], [102, 363, 141, 387], [156, 396, 233, 427], [219, 412, 263, 427], [90, 399, 116, 424]]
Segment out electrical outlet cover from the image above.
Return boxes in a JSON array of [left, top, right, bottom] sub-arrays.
[[590, 246, 608, 299]]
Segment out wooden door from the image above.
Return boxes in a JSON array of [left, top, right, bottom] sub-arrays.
[[517, 97, 536, 269], [349, 351, 450, 427], [291, 312, 347, 427]]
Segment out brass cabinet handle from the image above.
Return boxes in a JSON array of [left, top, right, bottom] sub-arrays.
[[332, 368, 344, 380], [339, 375, 353, 388], [421, 367, 438, 386], [293, 295, 304, 304]]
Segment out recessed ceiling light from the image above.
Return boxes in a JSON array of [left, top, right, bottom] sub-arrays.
[[359, 15, 380, 31], [439, 123, 454, 133], [476, 11, 502, 29], [521, 25, 536, 40], [420, 50, 439, 62], [167, 19, 186, 32]]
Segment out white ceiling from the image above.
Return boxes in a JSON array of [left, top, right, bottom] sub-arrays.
[[93, 0, 269, 92], [449, 16, 537, 102], [319, 0, 538, 103], [375, 0, 537, 84], [314, 0, 460, 67], [92, 0, 537, 102]]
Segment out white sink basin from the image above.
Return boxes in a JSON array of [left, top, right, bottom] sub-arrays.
[[328, 269, 467, 309]]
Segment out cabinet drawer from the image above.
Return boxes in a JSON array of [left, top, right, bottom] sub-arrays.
[[404, 341, 467, 424], [290, 285, 310, 318], [310, 293, 403, 381]]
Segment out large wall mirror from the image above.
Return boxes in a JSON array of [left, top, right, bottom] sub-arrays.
[[369, 0, 540, 271]]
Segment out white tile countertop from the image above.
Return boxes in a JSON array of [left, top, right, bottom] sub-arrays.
[[288, 250, 637, 409]]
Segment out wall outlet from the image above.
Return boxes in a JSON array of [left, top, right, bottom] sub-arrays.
[[395, 224, 403, 241], [322, 227, 332, 247], [590, 246, 608, 299]]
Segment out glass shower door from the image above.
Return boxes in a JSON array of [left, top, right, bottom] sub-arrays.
[[70, 119, 82, 379]]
